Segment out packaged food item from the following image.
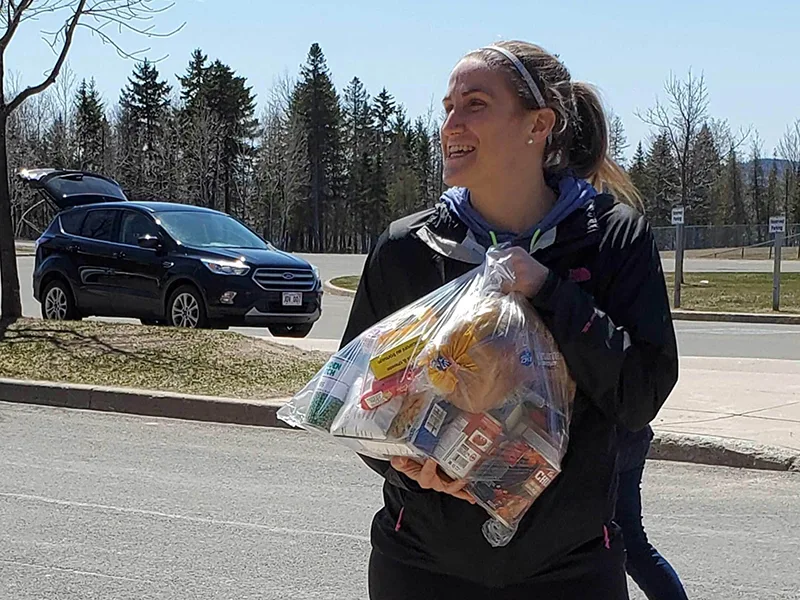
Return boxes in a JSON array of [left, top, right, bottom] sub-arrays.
[[277, 246, 575, 546]]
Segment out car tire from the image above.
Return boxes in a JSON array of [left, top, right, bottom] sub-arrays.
[[41, 279, 81, 321], [166, 285, 208, 329], [268, 323, 313, 338]]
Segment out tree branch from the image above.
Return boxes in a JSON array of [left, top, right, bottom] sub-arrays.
[[0, 0, 33, 51], [6, 0, 87, 114]]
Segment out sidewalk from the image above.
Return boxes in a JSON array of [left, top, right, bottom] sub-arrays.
[[656, 356, 800, 453]]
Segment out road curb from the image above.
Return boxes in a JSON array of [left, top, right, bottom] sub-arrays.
[[649, 431, 800, 473], [671, 310, 800, 325], [323, 279, 356, 297], [2, 378, 798, 473], [0, 378, 292, 429]]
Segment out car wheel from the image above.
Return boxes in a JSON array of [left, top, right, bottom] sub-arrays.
[[41, 279, 81, 321], [268, 323, 313, 338], [167, 285, 208, 329]]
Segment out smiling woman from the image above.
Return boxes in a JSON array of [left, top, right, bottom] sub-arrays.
[[340, 40, 680, 600]]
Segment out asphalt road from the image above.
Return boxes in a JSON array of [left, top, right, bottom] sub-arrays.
[[1, 402, 798, 600]]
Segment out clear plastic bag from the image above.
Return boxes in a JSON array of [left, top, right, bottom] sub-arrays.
[[278, 246, 575, 546]]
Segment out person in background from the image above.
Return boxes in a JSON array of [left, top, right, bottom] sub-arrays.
[[616, 425, 690, 599]]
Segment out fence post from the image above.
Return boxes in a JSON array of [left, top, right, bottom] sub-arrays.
[[773, 230, 783, 311], [674, 223, 684, 309]]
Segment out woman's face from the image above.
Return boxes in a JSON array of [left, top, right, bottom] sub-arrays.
[[440, 57, 534, 190]]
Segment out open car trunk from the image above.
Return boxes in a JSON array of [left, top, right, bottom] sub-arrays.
[[18, 168, 128, 210]]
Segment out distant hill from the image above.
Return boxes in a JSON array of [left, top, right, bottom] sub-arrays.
[[743, 157, 793, 180]]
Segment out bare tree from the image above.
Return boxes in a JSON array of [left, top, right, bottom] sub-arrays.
[[608, 112, 628, 167], [777, 119, 800, 219], [0, 0, 182, 319], [181, 104, 223, 210], [637, 70, 710, 212], [256, 74, 306, 247]]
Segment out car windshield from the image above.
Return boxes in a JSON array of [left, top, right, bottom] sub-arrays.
[[155, 211, 269, 249]]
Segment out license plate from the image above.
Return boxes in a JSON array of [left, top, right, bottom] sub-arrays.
[[282, 292, 303, 307]]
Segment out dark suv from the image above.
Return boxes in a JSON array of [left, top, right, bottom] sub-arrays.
[[21, 168, 322, 337]]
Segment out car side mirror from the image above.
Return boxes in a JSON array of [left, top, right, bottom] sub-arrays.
[[137, 234, 161, 250]]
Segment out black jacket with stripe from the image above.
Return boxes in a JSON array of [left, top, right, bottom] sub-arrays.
[[340, 194, 679, 587]]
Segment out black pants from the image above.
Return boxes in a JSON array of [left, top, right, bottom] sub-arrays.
[[368, 536, 630, 600]]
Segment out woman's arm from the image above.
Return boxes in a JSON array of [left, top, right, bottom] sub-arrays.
[[529, 215, 678, 431]]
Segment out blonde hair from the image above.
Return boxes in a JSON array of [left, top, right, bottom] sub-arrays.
[[469, 41, 643, 211]]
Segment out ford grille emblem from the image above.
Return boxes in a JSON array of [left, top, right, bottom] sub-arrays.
[[282, 272, 295, 280]]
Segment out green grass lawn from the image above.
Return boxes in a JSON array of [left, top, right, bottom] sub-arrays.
[[330, 275, 360, 291], [0, 318, 329, 399], [664, 273, 800, 313], [330, 272, 800, 314]]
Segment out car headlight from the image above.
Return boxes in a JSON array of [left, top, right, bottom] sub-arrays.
[[311, 264, 320, 281], [201, 258, 250, 276]]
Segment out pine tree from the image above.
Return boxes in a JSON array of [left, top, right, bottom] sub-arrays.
[[766, 155, 780, 219], [74, 78, 107, 172], [203, 59, 258, 215], [342, 76, 372, 250], [629, 141, 647, 198], [724, 147, 747, 226], [643, 132, 678, 226], [291, 43, 343, 251], [749, 134, 766, 224], [178, 49, 209, 114], [689, 124, 721, 225], [177, 52, 257, 214], [118, 59, 172, 196]]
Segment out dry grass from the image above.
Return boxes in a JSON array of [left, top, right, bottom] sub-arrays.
[[664, 273, 800, 313], [0, 318, 328, 399]]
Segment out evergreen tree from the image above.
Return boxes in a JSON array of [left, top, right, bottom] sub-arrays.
[[643, 132, 678, 226], [629, 141, 647, 199], [178, 49, 209, 114], [342, 76, 372, 250], [291, 43, 343, 251], [74, 78, 107, 172], [723, 147, 748, 226], [118, 59, 172, 196], [766, 155, 780, 219], [748, 134, 765, 224], [689, 124, 720, 225]]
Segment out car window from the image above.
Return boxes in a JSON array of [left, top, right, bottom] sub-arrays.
[[118, 211, 158, 246], [79, 210, 117, 241], [60, 210, 85, 235], [155, 211, 268, 249]]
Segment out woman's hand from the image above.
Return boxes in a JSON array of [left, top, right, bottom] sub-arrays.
[[495, 247, 551, 298], [390, 457, 476, 504]]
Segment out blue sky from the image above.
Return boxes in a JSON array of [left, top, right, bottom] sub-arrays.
[[7, 0, 799, 160]]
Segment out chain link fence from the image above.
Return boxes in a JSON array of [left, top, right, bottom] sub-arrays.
[[653, 224, 800, 257]]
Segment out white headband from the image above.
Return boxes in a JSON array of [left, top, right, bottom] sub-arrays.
[[481, 45, 547, 109]]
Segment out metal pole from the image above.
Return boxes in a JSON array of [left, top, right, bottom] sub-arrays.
[[773, 230, 783, 311], [674, 223, 684, 309]]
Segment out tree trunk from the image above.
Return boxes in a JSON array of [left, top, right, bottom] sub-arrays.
[[0, 110, 22, 318]]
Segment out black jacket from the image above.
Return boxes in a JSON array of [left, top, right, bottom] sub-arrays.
[[340, 194, 679, 587]]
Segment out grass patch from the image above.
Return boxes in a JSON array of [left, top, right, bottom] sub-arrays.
[[330, 275, 360, 291], [326, 272, 800, 314], [665, 273, 800, 313], [661, 247, 800, 260], [0, 318, 328, 399]]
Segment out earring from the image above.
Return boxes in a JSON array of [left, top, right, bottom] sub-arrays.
[[527, 139, 534, 145]]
